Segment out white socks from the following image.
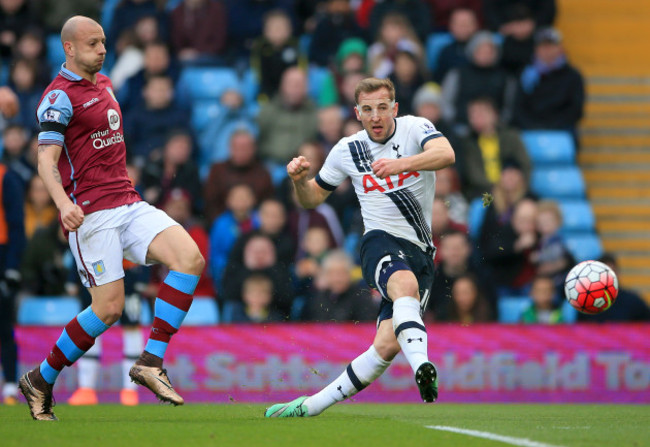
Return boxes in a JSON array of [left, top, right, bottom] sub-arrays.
[[304, 346, 390, 416], [122, 328, 143, 390], [392, 296, 429, 374], [78, 339, 101, 389]]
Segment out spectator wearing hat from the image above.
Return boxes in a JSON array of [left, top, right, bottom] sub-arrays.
[[433, 8, 480, 83], [441, 31, 516, 130], [512, 27, 585, 141], [457, 96, 531, 200], [412, 82, 461, 167]]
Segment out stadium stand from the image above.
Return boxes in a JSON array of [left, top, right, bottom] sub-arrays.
[[521, 130, 576, 166], [530, 166, 586, 199], [17, 296, 80, 326]]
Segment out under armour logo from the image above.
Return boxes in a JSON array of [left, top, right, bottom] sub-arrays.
[[398, 250, 406, 259], [407, 337, 423, 343], [337, 385, 348, 399], [392, 144, 401, 158]]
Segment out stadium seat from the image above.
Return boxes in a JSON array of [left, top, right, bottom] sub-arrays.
[[183, 297, 219, 325], [497, 296, 531, 323], [425, 32, 453, 72], [467, 197, 487, 240], [531, 166, 586, 199], [307, 65, 332, 105], [46, 33, 65, 69], [521, 130, 576, 166], [177, 67, 240, 101], [561, 300, 578, 323], [18, 296, 80, 326], [564, 233, 604, 262], [241, 68, 259, 106], [100, 0, 121, 36], [191, 100, 224, 133], [558, 199, 596, 233]]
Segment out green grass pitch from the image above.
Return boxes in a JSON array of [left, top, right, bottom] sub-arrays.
[[1, 403, 648, 447]]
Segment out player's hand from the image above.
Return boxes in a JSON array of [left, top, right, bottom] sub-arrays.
[[371, 158, 406, 179], [287, 156, 311, 182], [60, 202, 85, 232]]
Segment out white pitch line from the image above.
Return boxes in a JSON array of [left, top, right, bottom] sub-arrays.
[[425, 425, 565, 447]]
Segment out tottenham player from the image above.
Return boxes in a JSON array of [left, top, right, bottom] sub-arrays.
[[266, 77, 455, 418], [18, 16, 204, 421]]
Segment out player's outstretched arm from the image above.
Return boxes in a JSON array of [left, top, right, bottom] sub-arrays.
[[372, 137, 455, 179], [37, 144, 84, 232], [287, 155, 331, 209]]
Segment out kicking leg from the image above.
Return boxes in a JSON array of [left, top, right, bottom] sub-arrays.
[[387, 270, 438, 402], [265, 320, 399, 418], [129, 225, 204, 405]]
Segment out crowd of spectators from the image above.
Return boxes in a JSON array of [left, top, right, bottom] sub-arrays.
[[1, 0, 648, 326]]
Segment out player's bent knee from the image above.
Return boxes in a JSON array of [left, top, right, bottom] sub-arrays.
[[374, 338, 400, 361], [386, 270, 420, 301], [183, 250, 205, 275]]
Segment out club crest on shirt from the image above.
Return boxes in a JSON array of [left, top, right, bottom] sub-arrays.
[[92, 260, 106, 276], [106, 86, 117, 103], [107, 109, 120, 130]]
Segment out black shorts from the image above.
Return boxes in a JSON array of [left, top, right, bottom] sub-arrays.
[[360, 230, 435, 324]]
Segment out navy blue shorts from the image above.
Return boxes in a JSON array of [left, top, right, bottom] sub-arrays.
[[360, 230, 435, 324]]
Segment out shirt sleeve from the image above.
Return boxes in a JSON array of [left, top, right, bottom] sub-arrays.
[[410, 116, 443, 150], [36, 89, 74, 147], [315, 141, 347, 191]]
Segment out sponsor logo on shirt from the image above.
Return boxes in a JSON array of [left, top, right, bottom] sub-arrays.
[[48, 92, 60, 104], [83, 97, 99, 108], [42, 109, 61, 122], [107, 108, 120, 130], [90, 129, 124, 149]]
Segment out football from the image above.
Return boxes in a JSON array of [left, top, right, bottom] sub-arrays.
[[564, 260, 619, 314]]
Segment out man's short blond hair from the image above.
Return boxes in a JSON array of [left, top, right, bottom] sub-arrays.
[[354, 77, 396, 104]]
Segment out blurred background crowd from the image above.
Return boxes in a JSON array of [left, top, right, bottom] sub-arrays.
[[1, 0, 649, 328]]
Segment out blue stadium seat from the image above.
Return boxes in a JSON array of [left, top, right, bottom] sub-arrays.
[[100, 0, 121, 35], [177, 67, 240, 101], [521, 130, 576, 165], [307, 65, 332, 105], [425, 32, 453, 72], [241, 68, 259, 106], [467, 197, 488, 240], [191, 100, 224, 133], [561, 300, 578, 323], [531, 166, 586, 199], [18, 296, 81, 326], [183, 297, 219, 325], [46, 33, 65, 70], [558, 199, 596, 233], [564, 233, 604, 262], [498, 296, 530, 323]]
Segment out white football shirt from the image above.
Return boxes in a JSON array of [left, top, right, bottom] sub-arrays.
[[316, 115, 443, 252]]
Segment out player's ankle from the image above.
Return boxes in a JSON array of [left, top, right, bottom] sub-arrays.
[[135, 351, 163, 368]]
